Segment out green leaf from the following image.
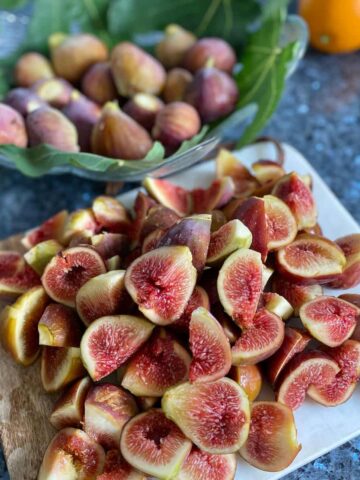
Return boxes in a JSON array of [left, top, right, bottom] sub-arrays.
[[174, 126, 209, 156], [0, 0, 28, 9]]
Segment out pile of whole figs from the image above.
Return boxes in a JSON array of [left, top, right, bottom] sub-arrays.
[[0, 25, 239, 160]]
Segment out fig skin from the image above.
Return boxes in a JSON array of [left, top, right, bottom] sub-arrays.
[[14, 52, 54, 87], [156, 24, 197, 68], [41, 346, 86, 392], [4, 88, 46, 116], [81, 61, 118, 105], [143, 177, 191, 217], [32, 77, 74, 108], [0, 103, 28, 148], [91, 101, 153, 160], [163, 68, 193, 103], [38, 303, 83, 347], [26, 106, 80, 152], [111, 41, 166, 97], [192, 177, 235, 214], [329, 233, 360, 289], [185, 66, 238, 123], [230, 365, 262, 401], [183, 37, 237, 73], [123, 93, 164, 131]]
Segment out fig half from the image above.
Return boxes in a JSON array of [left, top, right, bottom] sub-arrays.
[[41, 346, 85, 393], [171, 285, 210, 334], [192, 177, 235, 214], [143, 177, 191, 216], [264, 195, 298, 250], [329, 233, 360, 289], [0, 255, 41, 299], [272, 274, 323, 315], [38, 303, 83, 347], [230, 365, 262, 401], [176, 447, 237, 480]]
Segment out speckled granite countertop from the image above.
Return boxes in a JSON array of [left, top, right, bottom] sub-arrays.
[[1, 49, 360, 479]]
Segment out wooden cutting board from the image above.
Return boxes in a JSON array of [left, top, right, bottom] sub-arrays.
[[0, 235, 56, 480]]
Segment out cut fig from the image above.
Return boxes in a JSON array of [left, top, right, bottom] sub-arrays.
[[272, 274, 323, 315], [176, 447, 237, 480], [91, 232, 129, 259], [143, 177, 191, 216], [131, 191, 157, 243], [215, 149, 258, 197], [171, 285, 210, 334], [192, 177, 235, 214], [50, 376, 92, 430], [0, 286, 48, 365], [264, 195, 297, 250], [231, 309, 285, 365], [252, 159, 285, 185], [92, 195, 131, 233], [21, 210, 68, 249], [239, 401, 301, 472], [38, 303, 83, 347], [329, 233, 360, 289], [121, 329, 191, 396], [259, 292, 293, 320], [124, 246, 197, 325], [217, 248, 263, 328], [41, 346, 86, 392], [84, 383, 138, 449], [300, 296, 359, 347], [211, 209, 227, 232], [80, 315, 154, 381], [230, 364, 262, 401], [142, 228, 166, 254], [140, 205, 180, 242], [276, 234, 346, 284], [189, 307, 231, 383], [38, 428, 105, 480], [0, 251, 23, 276], [24, 239, 63, 275], [162, 378, 250, 453], [137, 396, 158, 411], [212, 304, 241, 345], [120, 409, 192, 479], [0, 255, 41, 299], [98, 449, 146, 480], [340, 293, 360, 308], [42, 246, 107, 307], [206, 219, 252, 266], [61, 208, 98, 245]]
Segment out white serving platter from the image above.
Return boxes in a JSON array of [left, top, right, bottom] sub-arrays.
[[117, 141, 360, 480]]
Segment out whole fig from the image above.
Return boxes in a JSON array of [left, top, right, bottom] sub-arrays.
[[0, 103, 27, 147], [185, 66, 238, 122], [111, 42, 166, 97], [183, 37, 236, 73], [81, 61, 117, 105], [91, 101, 153, 160], [49, 33, 108, 83], [32, 78, 73, 108], [155, 24, 196, 69], [4, 88, 46, 116], [163, 68, 193, 103], [123, 93, 164, 131], [26, 106, 79, 152], [14, 52, 54, 87]]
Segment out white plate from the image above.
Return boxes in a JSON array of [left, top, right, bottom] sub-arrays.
[[117, 141, 360, 480]]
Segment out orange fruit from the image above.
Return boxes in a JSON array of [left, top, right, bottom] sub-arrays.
[[299, 0, 360, 53]]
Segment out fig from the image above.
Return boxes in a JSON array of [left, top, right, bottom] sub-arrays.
[[192, 177, 235, 214], [252, 159, 285, 185], [176, 447, 237, 480], [41, 246, 106, 307], [276, 351, 340, 410], [216, 149, 258, 198], [184, 66, 238, 122], [183, 37, 236, 73], [98, 449, 146, 480], [91, 101, 153, 160], [156, 24, 197, 68], [24, 239, 62, 275], [239, 401, 301, 472], [171, 285, 210, 334], [38, 428, 105, 480], [230, 365, 262, 401], [142, 228, 166, 254], [61, 208, 98, 245], [123, 93, 164, 131], [231, 309, 285, 365], [152, 101, 201, 155], [302, 222, 323, 236], [210, 209, 227, 232], [0, 286, 48, 365], [259, 292, 294, 320], [80, 314, 154, 381], [32, 77, 73, 108], [300, 295, 359, 347], [340, 293, 360, 308], [120, 409, 192, 479], [14, 52, 54, 87], [0, 256, 41, 299], [22, 209, 68, 249], [49, 32, 108, 82], [206, 219, 252, 266], [38, 303, 82, 347], [26, 106, 80, 152], [272, 274, 323, 315], [0, 251, 23, 276], [140, 205, 180, 241], [264, 195, 298, 250], [329, 233, 360, 288], [262, 265, 274, 288], [111, 41, 166, 97], [41, 346, 85, 392], [50, 376, 92, 430], [272, 172, 317, 230], [121, 329, 191, 396], [4, 87, 46, 116], [91, 232, 129, 259], [137, 396, 158, 412], [0, 103, 27, 147], [217, 248, 263, 328], [276, 234, 346, 284], [189, 307, 231, 383], [162, 378, 250, 453], [143, 177, 191, 216], [124, 246, 197, 325], [92, 195, 131, 233], [222, 197, 245, 221], [213, 304, 241, 345], [106, 255, 121, 271], [84, 383, 138, 449], [163, 68, 193, 103], [266, 327, 311, 386], [131, 191, 157, 243], [81, 61, 118, 105]]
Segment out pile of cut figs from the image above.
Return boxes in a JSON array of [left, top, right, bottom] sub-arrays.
[[1, 143, 360, 479]]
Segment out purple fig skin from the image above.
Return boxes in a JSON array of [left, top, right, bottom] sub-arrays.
[[163, 68, 193, 103], [155, 24, 197, 69], [32, 78, 74, 109], [185, 67, 238, 123], [0, 103, 28, 147], [183, 37, 237, 73], [123, 93, 164, 131], [62, 91, 101, 151], [4, 88, 46, 116], [14, 52, 54, 87], [81, 62, 118, 105]]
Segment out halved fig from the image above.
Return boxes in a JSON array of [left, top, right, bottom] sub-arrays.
[[50, 376, 92, 430], [41, 346, 86, 392], [206, 219, 252, 266], [0, 251, 23, 276], [143, 177, 191, 216], [0, 286, 48, 365], [98, 449, 146, 480], [38, 428, 105, 480], [91, 232, 129, 259], [125, 246, 197, 325], [217, 248, 263, 328], [92, 195, 131, 233], [142, 228, 166, 253], [239, 401, 301, 472], [252, 159, 285, 185], [131, 191, 157, 243], [230, 365, 262, 401], [192, 177, 235, 214], [61, 208, 98, 244], [215, 149, 258, 197], [300, 296, 359, 347], [162, 378, 250, 454], [24, 239, 63, 275], [264, 195, 297, 250], [276, 234, 346, 284], [121, 329, 191, 396], [76, 270, 132, 326], [171, 285, 210, 334], [259, 292, 294, 320], [176, 447, 237, 480], [140, 205, 180, 241], [272, 274, 323, 315], [329, 233, 360, 289], [276, 351, 340, 410], [42, 246, 107, 307], [0, 255, 41, 299], [22, 210, 68, 249], [266, 327, 311, 386], [272, 172, 317, 229], [231, 309, 285, 365], [80, 315, 154, 381], [120, 409, 192, 479], [84, 383, 138, 449], [189, 307, 231, 383], [38, 303, 83, 347]]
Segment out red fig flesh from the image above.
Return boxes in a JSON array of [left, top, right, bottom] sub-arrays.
[[98, 449, 146, 480], [272, 274, 323, 315], [143, 177, 191, 216], [92, 195, 131, 234], [192, 177, 235, 214], [177, 447, 237, 480], [329, 233, 360, 289], [0, 257, 41, 299], [264, 195, 297, 250]]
